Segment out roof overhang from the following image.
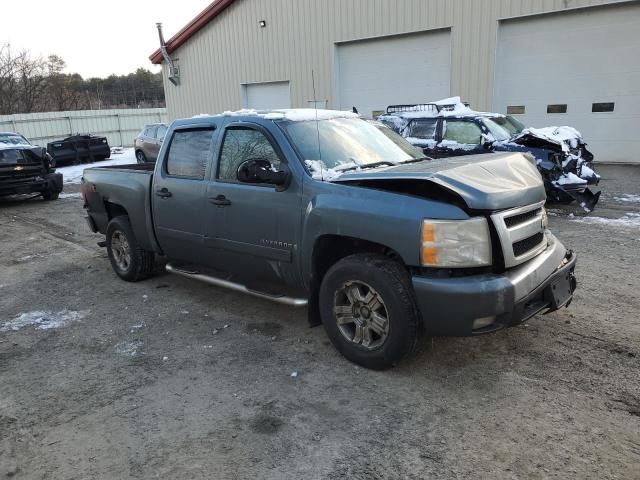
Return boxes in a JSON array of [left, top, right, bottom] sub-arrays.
[[149, 0, 237, 64]]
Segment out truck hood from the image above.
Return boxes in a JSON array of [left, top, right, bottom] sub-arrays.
[[331, 152, 545, 211]]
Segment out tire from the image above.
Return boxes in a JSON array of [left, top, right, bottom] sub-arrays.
[[106, 216, 154, 282], [42, 189, 59, 201], [319, 253, 420, 370], [135, 150, 147, 164]]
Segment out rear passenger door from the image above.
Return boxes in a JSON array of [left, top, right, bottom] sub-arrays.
[[436, 119, 487, 157], [152, 125, 219, 263]]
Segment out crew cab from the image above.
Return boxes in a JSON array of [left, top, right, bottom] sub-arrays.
[[0, 132, 62, 200], [82, 109, 577, 369]]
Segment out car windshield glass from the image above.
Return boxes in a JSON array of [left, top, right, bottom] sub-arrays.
[[281, 117, 425, 170], [0, 134, 30, 146], [482, 118, 512, 141], [488, 116, 524, 136]]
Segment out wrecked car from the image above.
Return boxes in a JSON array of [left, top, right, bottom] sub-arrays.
[[377, 98, 601, 212], [82, 109, 577, 370], [0, 132, 63, 200], [47, 134, 111, 166]]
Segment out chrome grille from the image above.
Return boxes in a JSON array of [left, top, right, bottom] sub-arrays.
[[491, 202, 548, 268]]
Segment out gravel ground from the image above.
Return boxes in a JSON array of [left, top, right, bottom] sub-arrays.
[[0, 164, 638, 479]]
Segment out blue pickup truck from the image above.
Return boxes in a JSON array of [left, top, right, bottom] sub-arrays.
[[81, 109, 577, 369]]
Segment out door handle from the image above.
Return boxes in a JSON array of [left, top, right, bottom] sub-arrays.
[[209, 194, 231, 206], [155, 187, 172, 198]]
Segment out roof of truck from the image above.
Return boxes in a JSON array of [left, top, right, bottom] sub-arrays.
[[188, 108, 360, 122]]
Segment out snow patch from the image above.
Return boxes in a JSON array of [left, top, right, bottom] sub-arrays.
[[571, 212, 640, 229], [57, 148, 137, 184], [614, 194, 640, 204], [115, 340, 144, 356], [58, 192, 81, 199], [210, 108, 359, 122], [554, 172, 587, 186], [1, 309, 87, 332]]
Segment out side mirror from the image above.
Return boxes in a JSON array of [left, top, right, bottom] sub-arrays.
[[237, 158, 289, 187], [481, 133, 494, 150]]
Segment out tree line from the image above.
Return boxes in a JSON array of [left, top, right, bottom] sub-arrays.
[[0, 44, 165, 115]]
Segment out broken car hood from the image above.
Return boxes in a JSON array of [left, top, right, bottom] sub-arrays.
[[331, 152, 545, 210]]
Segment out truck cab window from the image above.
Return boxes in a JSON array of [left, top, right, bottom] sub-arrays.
[[217, 128, 281, 181], [165, 129, 214, 179]]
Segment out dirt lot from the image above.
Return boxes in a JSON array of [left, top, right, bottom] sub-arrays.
[[1, 165, 639, 479]]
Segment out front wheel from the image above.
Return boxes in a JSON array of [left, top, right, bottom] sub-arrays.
[[135, 150, 147, 164], [319, 253, 421, 370], [106, 216, 154, 281], [42, 189, 59, 201]]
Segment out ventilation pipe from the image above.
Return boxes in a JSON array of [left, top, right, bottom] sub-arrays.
[[156, 23, 180, 86]]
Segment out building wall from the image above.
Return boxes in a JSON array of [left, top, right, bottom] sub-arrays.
[[0, 108, 167, 147], [161, 0, 630, 120]]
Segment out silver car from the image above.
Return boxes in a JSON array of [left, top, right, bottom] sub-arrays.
[[134, 123, 168, 163]]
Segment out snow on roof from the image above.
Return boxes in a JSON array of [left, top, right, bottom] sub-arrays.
[[381, 96, 476, 119], [197, 108, 360, 122]]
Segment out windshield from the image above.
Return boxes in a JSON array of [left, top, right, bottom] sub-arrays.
[[281, 117, 425, 171], [0, 133, 30, 146], [488, 116, 525, 136], [482, 118, 512, 142]]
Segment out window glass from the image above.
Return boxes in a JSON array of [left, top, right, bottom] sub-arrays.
[[165, 129, 214, 179], [547, 104, 567, 114], [156, 125, 168, 139], [506, 105, 525, 115], [442, 121, 483, 144], [218, 128, 281, 181], [408, 119, 438, 140]]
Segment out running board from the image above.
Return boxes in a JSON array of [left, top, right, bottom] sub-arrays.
[[165, 263, 308, 307]]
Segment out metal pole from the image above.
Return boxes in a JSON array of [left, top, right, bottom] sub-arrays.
[[116, 114, 123, 146]]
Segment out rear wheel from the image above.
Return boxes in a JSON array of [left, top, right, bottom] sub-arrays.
[[106, 216, 154, 281], [319, 253, 420, 370], [135, 150, 147, 164]]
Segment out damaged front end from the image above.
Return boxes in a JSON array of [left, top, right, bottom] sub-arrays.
[[513, 129, 601, 213]]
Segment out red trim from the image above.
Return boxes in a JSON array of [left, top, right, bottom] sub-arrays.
[[149, 0, 237, 64]]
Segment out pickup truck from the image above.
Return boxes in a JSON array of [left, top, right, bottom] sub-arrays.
[[82, 109, 577, 369], [1, 132, 62, 200]]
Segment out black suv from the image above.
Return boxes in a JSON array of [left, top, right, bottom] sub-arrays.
[[0, 132, 63, 200]]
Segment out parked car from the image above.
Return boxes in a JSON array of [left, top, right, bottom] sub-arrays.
[[0, 132, 62, 200], [47, 134, 110, 166], [82, 109, 577, 369], [377, 98, 601, 212], [134, 123, 168, 163]]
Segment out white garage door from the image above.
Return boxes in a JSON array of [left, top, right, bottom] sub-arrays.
[[337, 30, 451, 118], [493, 4, 640, 163], [242, 81, 290, 110]]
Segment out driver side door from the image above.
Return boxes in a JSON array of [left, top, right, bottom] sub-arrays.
[[436, 119, 487, 158], [203, 122, 302, 287]]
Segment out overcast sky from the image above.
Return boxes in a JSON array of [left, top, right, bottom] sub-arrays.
[[3, 0, 213, 78]]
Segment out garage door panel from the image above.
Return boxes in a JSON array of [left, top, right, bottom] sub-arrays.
[[337, 30, 451, 118], [494, 4, 640, 163], [243, 81, 290, 110]]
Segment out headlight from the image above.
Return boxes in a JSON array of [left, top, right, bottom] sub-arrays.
[[421, 217, 492, 267]]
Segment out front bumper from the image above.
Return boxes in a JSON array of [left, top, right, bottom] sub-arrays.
[[0, 172, 62, 197], [412, 231, 577, 336]]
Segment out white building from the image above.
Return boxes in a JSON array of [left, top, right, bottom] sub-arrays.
[[151, 0, 640, 163]]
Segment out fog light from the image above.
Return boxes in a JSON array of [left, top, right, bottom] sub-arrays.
[[472, 316, 496, 330]]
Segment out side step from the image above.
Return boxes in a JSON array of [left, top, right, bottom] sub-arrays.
[[165, 263, 308, 307]]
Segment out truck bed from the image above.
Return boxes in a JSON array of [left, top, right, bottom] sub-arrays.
[[82, 163, 157, 251]]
